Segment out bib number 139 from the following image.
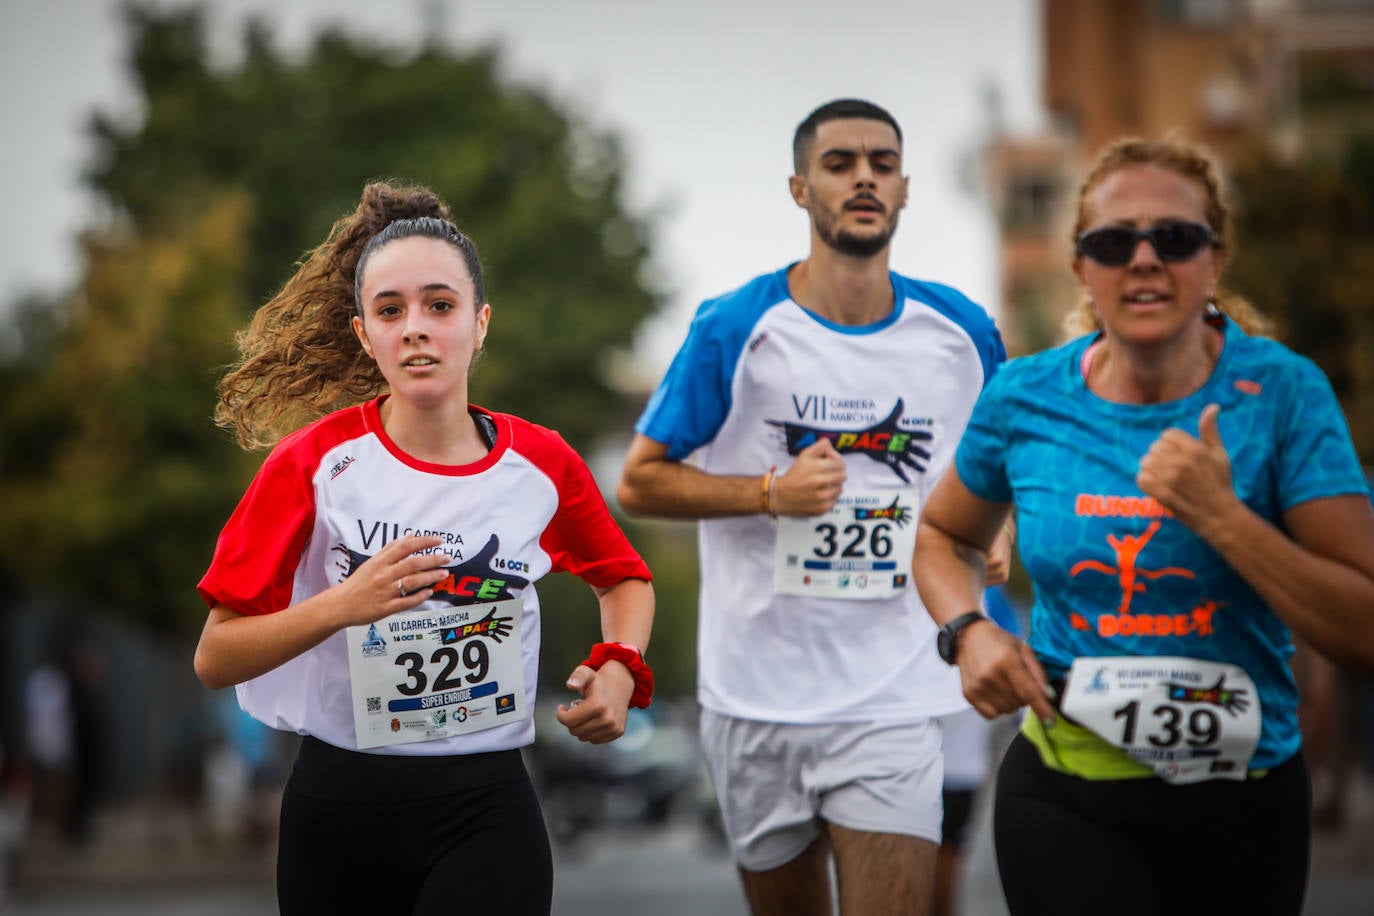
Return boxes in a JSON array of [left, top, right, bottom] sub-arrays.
[[1060, 656, 1261, 784], [1112, 699, 1221, 750]]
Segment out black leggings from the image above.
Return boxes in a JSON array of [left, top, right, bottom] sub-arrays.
[[277, 737, 552, 916], [994, 733, 1310, 916]]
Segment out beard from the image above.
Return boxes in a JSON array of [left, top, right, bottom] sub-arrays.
[[814, 206, 900, 258]]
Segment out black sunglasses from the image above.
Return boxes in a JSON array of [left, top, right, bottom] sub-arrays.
[[1075, 220, 1218, 266]]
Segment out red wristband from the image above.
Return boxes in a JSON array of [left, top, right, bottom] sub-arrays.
[[581, 642, 654, 709]]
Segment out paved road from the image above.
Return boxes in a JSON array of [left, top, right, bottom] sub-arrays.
[[2, 821, 745, 916], [7, 824, 1374, 915], [6, 790, 1374, 914]]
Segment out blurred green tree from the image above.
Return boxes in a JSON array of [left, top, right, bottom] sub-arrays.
[[1227, 137, 1374, 460], [0, 6, 675, 676], [88, 7, 658, 449], [0, 192, 259, 633]]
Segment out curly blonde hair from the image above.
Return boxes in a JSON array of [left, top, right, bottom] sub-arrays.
[[1064, 137, 1273, 339], [215, 181, 456, 449]]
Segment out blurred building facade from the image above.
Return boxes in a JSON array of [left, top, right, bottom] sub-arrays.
[[985, 0, 1374, 354]]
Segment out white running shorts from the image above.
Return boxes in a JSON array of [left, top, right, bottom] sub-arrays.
[[699, 710, 944, 871]]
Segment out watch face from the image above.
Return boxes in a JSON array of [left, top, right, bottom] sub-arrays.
[[937, 628, 955, 664]]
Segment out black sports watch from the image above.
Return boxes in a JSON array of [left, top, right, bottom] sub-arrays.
[[937, 611, 989, 665]]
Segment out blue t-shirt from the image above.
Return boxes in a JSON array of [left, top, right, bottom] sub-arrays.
[[955, 319, 1369, 768]]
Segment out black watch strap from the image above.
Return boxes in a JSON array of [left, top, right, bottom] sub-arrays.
[[938, 610, 989, 665]]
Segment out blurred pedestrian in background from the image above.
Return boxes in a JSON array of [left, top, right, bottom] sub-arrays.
[[933, 585, 1024, 916], [22, 643, 106, 848], [203, 689, 285, 847]]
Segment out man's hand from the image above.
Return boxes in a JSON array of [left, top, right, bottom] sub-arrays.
[[772, 438, 846, 516], [985, 525, 1014, 586]]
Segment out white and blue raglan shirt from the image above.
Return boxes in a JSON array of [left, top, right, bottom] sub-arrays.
[[637, 266, 1005, 723]]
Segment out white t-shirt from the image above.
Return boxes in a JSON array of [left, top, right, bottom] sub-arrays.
[[637, 266, 1004, 723], [198, 396, 649, 755]]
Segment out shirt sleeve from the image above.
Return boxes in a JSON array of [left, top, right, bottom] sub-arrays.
[[899, 276, 1007, 390], [954, 368, 1014, 503], [635, 302, 743, 460], [1275, 357, 1370, 510], [538, 436, 652, 587], [196, 443, 317, 616]]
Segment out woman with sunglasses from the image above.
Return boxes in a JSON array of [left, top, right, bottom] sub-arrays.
[[912, 136, 1374, 915]]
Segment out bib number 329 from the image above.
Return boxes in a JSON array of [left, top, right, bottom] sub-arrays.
[[347, 598, 526, 749]]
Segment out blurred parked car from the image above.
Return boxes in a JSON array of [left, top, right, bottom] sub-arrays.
[[524, 699, 703, 848]]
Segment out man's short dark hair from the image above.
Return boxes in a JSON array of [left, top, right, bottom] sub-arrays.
[[793, 99, 903, 173]]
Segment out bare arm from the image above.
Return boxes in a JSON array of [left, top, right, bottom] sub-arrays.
[[913, 474, 999, 626], [1251, 496, 1374, 667], [593, 576, 655, 652], [556, 577, 656, 744], [914, 469, 1054, 723], [193, 534, 454, 690], [617, 433, 845, 519], [1138, 404, 1374, 668], [984, 517, 1016, 587], [1201, 496, 1374, 667]]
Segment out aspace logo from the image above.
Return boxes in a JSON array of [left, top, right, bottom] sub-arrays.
[[438, 606, 514, 645], [359, 623, 387, 657], [335, 533, 530, 606], [1165, 675, 1250, 715], [766, 398, 933, 483], [853, 496, 913, 527]]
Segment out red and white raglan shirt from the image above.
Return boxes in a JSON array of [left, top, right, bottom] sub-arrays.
[[197, 395, 650, 756]]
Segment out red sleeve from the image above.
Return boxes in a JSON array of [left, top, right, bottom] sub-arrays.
[[196, 434, 318, 616], [510, 419, 650, 587]]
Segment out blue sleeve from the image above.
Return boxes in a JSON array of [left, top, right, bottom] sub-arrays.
[[954, 366, 1014, 503], [635, 272, 784, 460], [1275, 357, 1369, 510]]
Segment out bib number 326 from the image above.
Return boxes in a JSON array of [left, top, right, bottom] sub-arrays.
[[773, 488, 918, 600]]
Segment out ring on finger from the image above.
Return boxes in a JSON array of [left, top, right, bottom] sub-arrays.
[[397, 578, 408, 598]]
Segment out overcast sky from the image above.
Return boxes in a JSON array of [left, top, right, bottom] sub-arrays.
[[0, 0, 1042, 378]]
